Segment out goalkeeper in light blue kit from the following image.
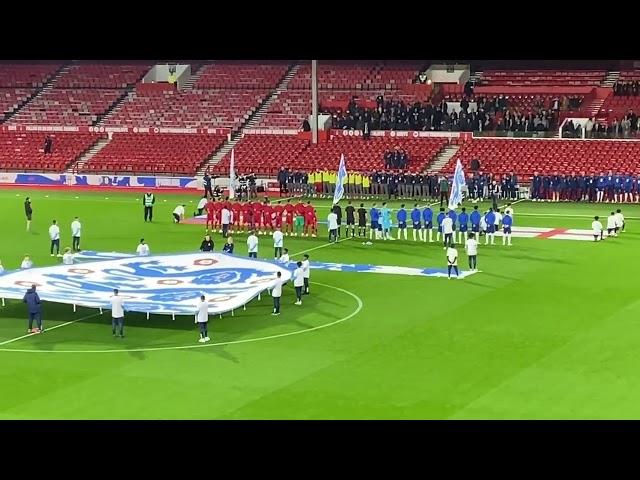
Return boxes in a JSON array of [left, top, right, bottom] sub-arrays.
[[380, 202, 393, 240]]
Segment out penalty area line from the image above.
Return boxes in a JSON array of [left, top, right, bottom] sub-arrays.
[[0, 312, 101, 347]]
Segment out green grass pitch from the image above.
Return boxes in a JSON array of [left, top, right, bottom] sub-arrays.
[[0, 187, 638, 419]]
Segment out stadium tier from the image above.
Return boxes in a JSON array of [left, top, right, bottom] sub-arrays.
[[0, 64, 60, 87], [0, 88, 35, 117], [102, 89, 269, 130], [54, 64, 149, 89], [0, 131, 102, 172], [81, 133, 227, 175], [9, 89, 124, 126], [442, 138, 640, 176], [478, 70, 606, 86], [194, 62, 291, 90], [213, 134, 448, 175]]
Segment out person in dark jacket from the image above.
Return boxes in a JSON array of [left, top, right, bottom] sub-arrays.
[[222, 236, 234, 254], [23, 284, 43, 333], [200, 234, 214, 252]]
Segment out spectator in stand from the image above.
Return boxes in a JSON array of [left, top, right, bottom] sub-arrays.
[[585, 117, 594, 138], [43, 136, 53, 155], [302, 119, 311, 132]]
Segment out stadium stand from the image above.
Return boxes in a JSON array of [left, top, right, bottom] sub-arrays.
[[0, 131, 102, 172], [54, 64, 149, 89], [82, 133, 227, 175], [477, 70, 606, 86], [194, 62, 290, 90], [0, 64, 60, 87]]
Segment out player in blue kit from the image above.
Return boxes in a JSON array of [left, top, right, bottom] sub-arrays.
[[624, 174, 634, 203], [411, 204, 423, 241], [396, 204, 408, 240], [614, 174, 624, 203], [436, 207, 446, 242], [605, 170, 615, 202], [457, 207, 469, 245], [470, 205, 481, 238], [502, 212, 513, 246], [484, 208, 496, 245], [369, 203, 380, 240], [422, 205, 433, 242]]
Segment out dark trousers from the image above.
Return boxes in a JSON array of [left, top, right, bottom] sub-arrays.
[[440, 191, 448, 207], [329, 229, 337, 242], [444, 233, 453, 247], [173, 213, 181, 223], [273, 296, 281, 313], [204, 185, 213, 197], [303, 277, 309, 294], [491, 194, 498, 211], [222, 223, 229, 237], [112, 317, 124, 336], [447, 265, 459, 277], [28, 312, 42, 330], [198, 321, 208, 338], [249, 252, 257, 258], [72, 236, 80, 251], [274, 246, 282, 258], [50, 239, 60, 255], [295, 286, 303, 301], [144, 206, 153, 222], [469, 255, 477, 269]]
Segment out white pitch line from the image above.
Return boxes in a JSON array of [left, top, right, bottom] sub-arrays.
[[291, 236, 351, 257], [0, 312, 100, 347]]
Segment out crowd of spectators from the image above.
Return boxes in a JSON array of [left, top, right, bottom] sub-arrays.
[[613, 81, 640, 96]]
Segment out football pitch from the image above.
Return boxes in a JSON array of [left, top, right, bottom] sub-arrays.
[[0, 187, 639, 419]]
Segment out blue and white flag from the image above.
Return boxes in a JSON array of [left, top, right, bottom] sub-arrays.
[[333, 153, 348, 205], [229, 148, 236, 200], [448, 159, 466, 210]]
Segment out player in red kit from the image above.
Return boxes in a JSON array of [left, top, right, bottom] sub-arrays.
[[262, 201, 273, 235], [205, 198, 215, 231], [253, 201, 263, 234], [274, 201, 284, 231], [305, 207, 318, 237], [242, 201, 253, 234], [283, 199, 295, 236], [230, 201, 242, 234]]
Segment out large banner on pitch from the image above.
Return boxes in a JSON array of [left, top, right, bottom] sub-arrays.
[[0, 253, 291, 316]]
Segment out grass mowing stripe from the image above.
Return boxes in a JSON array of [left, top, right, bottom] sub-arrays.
[[0, 312, 101, 346]]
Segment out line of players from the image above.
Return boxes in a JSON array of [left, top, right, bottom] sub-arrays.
[[591, 209, 625, 241], [529, 171, 640, 203], [338, 201, 515, 246], [199, 196, 319, 237]]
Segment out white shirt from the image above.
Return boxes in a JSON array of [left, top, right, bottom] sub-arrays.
[[173, 205, 185, 217], [494, 212, 503, 226], [302, 259, 310, 278], [271, 278, 283, 297], [221, 208, 232, 225], [49, 224, 60, 241], [327, 212, 338, 230], [110, 295, 125, 318], [247, 234, 259, 253], [196, 300, 209, 323], [615, 212, 624, 227], [480, 217, 487, 230], [0, 264, 4, 273], [279, 253, 290, 265], [71, 220, 81, 237], [21, 258, 32, 269], [465, 239, 478, 256], [62, 252, 74, 265], [592, 220, 603, 234], [273, 230, 284, 248], [136, 243, 150, 256], [197, 197, 208, 210], [607, 215, 617, 229], [293, 267, 305, 287], [446, 247, 458, 266], [442, 217, 454, 234]]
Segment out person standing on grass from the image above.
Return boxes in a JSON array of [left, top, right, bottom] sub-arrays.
[[436, 208, 446, 242], [446, 243, 460, 279], [442, 212, 454, 248], [195, 295, 210, 343], [396, 204, 408, 241], [71, 216, 81, 252], [380, 202, 393, 240], [221, 204, 232, 237], [223, 236, 234, 254], [345, 200, 356, 238], [136, 238, 150, 256], [49, 220, 61, 257], [302, 254, 310, 295], [143, 191, 155, 222], [470, 205, 481, 240], [24, 197, 33, 232], [247, 231, 259, 258], [271, 271, 284, 316], [23, 284, 43, 333], [110, 288, 125, 338], [200, 234, 214, 252], [411, 204, 423, 242], [369, 203, 380, 240], [357, 203, 367, 238], [293, 261, 305, 305], [458, 207, 469, 245], [327, 210, 338, 243], [465, 233, 479, 271], [592, 216, 604, 241], [484, 209, 496, 245], [422, 205, 433, 243], [439, 175, 450, 207], [273, 227, 284, 260], [502, 212, 513, 246]]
